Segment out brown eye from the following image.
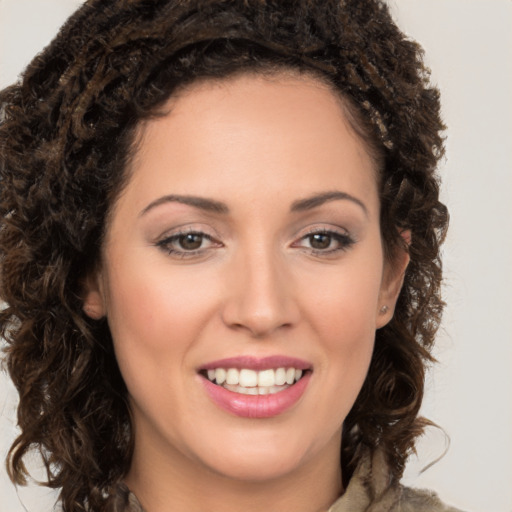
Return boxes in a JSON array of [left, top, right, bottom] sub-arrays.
[[308, 233, 332, 250], [178, 233, 204, 250], [156, 231, 218, 256], [292, 229, 355, 256]]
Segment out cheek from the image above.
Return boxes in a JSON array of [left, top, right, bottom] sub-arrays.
[[298, 251, 382, 403], [106, 256, 207, 335], [301, 252, 383, 342], [101, 257, 227, 442], [102, 253, 221, 385], [317, 279, 377, 383]]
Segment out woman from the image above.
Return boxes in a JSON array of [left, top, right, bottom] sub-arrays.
[[0, 0, 459, 511]]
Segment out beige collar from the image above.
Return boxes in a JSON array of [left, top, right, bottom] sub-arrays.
[[327, 449, 400, 512]]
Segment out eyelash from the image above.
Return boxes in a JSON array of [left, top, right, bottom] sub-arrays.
[[155, 228, 355, 258], [156, 230, 220, 258], [293, 228, 355, 256]]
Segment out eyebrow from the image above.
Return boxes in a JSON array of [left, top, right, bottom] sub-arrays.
[[290, 191, 368, 216], [140, 190, 367, 217], [139, 194, 229, 216]]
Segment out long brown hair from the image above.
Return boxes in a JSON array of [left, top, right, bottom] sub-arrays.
[[0, 1, 447, 510]]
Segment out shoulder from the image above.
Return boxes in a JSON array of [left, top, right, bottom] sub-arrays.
[[396, 486, 465, 512]]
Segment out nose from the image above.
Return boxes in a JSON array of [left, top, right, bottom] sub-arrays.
[[221, 244, 299, 338]]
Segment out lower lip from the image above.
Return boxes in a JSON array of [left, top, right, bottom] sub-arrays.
[[200, 373, 311, 418]]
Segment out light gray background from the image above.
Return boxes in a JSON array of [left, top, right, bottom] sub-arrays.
[[1, 1, 511, 511]]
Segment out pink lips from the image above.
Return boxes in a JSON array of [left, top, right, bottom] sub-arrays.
[[198, 356, 312, 419]]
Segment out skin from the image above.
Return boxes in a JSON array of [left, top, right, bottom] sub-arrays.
[[84, 72, 409, 512]]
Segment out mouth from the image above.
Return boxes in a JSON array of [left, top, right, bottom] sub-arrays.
[[199, 366, 307, 396], [198, 356, 312, 418]]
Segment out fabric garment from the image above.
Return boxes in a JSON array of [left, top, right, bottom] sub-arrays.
[[327, 449, 462, 512], [115, 449, 463, 512]]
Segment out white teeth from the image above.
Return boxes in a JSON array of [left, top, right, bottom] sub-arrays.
[[215, 368, 226, 385], [275, 367, 286, 385], [239, 369, 258, 387], [205, 366, 305, 394], [226, 368, 239, 385], [258, 369, 275, 387]]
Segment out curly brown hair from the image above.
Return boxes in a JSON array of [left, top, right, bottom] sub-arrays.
[[0, 0, 447, 510]]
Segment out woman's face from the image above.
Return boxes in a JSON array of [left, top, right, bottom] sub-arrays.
[[84, 73, 407, 485]]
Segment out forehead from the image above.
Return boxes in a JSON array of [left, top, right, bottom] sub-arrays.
[[117, 72, 379, 218]]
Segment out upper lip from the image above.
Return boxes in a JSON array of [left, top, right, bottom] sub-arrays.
[[198, 355, 312, 372]]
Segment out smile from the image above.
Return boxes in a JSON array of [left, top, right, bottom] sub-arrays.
[[204, 367, 304, 395], [198, 356, 312, 418]]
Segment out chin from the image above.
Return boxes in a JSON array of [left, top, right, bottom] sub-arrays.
[[187, 425, 336, 484], [202, 449, 307, 483]]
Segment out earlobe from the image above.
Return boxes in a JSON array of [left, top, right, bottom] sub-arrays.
[[376, 230, 411, 329], [82, 272, 106, 320]]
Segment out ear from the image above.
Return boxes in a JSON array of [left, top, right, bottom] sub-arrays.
[[375, 230, 411, 329], [82, 270, 107, 320]]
